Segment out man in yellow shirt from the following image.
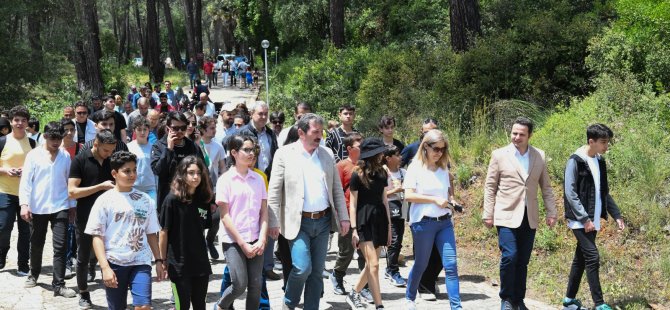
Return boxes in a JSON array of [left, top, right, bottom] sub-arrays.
[[0, 105, 36, 275]]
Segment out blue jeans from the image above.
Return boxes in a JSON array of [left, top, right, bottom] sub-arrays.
[[0, 193, 30, 267], [497, 212, 536, 303], [406, 217, 462, 310], [284, 213, 331, 309], [105, 263, 152, 309]]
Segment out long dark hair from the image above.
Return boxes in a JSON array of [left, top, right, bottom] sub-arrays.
[[170, 156, 213, 203], [353, 153, 387, 189]]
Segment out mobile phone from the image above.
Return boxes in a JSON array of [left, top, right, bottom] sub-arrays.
[[448, 202, 464, 213]]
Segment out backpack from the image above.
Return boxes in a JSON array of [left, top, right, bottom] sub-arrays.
[[0, 135, 37, 157]]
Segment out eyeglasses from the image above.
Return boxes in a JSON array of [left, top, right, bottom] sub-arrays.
[[189, 121, 197, 127], [239, 147, 256, 155], [76, 111, 88, 115], [271, 120, 283, 125], [170, 125, 187, 132], [427, 144, 447, 153], [233, 123, 243, 128]]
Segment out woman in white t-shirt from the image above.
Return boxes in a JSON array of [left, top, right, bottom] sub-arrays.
[[403, 129, 462, 310]]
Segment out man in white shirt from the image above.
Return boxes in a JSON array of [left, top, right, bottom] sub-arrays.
[[214, 102, 237, 147], [267, 113, 350, 310], [19, 121, 77, 298], [194, 93, 216, 117]]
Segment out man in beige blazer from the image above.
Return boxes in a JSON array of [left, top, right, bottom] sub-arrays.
[[483, 117, 557, 310], [268, 113, 350, 310]]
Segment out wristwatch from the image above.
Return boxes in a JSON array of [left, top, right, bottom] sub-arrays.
[[154, 259, 165, 264]]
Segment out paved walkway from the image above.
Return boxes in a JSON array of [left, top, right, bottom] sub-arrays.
[[0, 86, 555, 309]]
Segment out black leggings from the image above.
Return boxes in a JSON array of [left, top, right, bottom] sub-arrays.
[[171, 274, 209, 310]]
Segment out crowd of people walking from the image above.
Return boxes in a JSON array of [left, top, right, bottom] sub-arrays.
[[0, 82, 625, 310]]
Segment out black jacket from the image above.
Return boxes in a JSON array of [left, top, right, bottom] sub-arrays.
[[563, 153, 622, 223], [151, 136, 204, 212], [237, 123, 278, 177]]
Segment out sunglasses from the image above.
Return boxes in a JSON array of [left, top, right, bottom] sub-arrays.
[[427, 144, 447, 153], [271, 120, 283, 125], [239, 147, 256, 155], [170, 125, 187, 132], [76, 111, 88, 115]]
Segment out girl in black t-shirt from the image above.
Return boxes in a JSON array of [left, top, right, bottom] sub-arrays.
[[158, 156, 214, 310], [347, 138, 391, 310]]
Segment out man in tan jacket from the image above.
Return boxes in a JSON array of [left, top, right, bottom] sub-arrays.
[[483, 117, 557, 310], [268, 113, 350, 310]]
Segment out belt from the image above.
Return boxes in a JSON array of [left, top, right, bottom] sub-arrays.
[[422, 213, 452, 221], [302, 208, 331, 219]]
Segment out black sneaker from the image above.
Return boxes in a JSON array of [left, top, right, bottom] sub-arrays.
[[0, 248, 6, 269], [54, 286, 77, 298], [208, 242, 220, 260], [346, 290, 366, 309], [79, 292, 93, 309], [87, 268, 95, 282], [329, 272, 347, 295]]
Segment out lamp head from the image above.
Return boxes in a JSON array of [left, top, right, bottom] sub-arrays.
[[261, 40, 270, 49]]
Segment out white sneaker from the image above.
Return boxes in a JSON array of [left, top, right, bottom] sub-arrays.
[[405, 299, 417, 310]]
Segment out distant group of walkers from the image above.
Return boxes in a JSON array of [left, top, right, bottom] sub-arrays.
[[187, 57, 259, 90], [0, 90, 624, 310]]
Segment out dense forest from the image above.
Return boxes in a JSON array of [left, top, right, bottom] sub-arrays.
[[1, 0, 670, 307]]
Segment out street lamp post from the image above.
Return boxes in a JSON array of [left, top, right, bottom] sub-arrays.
[[274, 46, 278, 65], [261, 40, 270, 106]]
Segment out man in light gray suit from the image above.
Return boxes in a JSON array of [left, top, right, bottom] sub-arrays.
[[268, 113, 350, 310]]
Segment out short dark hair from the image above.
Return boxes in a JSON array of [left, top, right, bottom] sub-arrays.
[[296, 113, 324, 133], [92, 110, 115, 124], [102, 95, 114, 102], [378, 115, 395, 130], [338, 104, 355, 113], [28, 117, 40, 130], [133, 116, 150, 130], [423, 118, 438, 126], [8, 105, 30, 120], [383, 144, 400, 158], [95, 129, 117, 145], [43, 121, 65, 140], [195, 102, 206, 111], [198, 116, 216, 132], [158, 92, 168, 98], [270, 111, 285, 123], [226, 134, 258, 166], [513, 117, 534, 134], [60, 118, 75, 129], [586, 123, 613, 142], [294, 102, 312, 113], [284, 125, 300, 146], [165, 111, 188, 127], [342, 132, 363, 149], [110, 151, 137, 171], [74, 101, 88, 109]]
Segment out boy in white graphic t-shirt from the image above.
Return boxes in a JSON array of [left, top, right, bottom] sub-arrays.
[[85, 151, 164, 310]]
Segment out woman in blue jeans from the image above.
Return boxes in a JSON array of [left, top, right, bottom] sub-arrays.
[[403, 129, 462, 310]]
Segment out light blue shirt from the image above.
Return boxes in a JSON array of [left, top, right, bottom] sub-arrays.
[[514, 148, 530, 174]]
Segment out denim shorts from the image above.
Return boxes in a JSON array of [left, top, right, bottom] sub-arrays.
[[105, 263, 152, 309]]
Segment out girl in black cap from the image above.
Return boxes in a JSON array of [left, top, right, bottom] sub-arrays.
[[346, 138, 391, 310]]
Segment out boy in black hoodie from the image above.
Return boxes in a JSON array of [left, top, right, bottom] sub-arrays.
[[562, 124, 625, 310]]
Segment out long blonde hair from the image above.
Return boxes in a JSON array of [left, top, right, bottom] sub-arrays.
[[414, 129, 451, 170]]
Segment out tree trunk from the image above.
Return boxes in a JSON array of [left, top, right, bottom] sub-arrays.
[[134, 0, 146, 64], [449, 0, 481, 52], [182, 0, 197, 64], [74, 0, 105, 96], [212, 18, 222, 56], [329, 0, 345, 48], [146, 0, 164, 82], [162, 0, 183, 69], [117, 1, 130, 66], [27, 8, 44, 71], [221, 17, 236, 54], [194, 0, 203, 58]]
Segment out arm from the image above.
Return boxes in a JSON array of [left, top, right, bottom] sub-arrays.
[[539, 152, 557, 225], [146, 233, 165, 281], [150, 142, 173, 178], [482, 153, 500, 224], [18, 153, 34, 222], [253, 200, 269, 255], [92, 235, 117, 288], [349, 190, 359, 248], [158, 230, 168, 266], [68, 178, 114, 200], [404, 188, 448, 207], [219, 201, 256, 258], [267, 150, 285, 235], [120, 129, 127, 144], [331, 161, 349, 235]]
